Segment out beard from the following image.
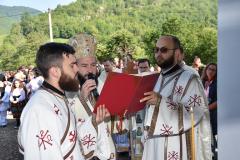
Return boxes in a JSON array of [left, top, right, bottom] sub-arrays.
[[59, 71, 79, 92], [156, 54, 175, 69]]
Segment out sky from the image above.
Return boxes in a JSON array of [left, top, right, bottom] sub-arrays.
[[0, 0, 76, 12]]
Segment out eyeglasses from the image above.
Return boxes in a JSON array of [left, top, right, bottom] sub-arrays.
[[154, 47, 177, 54]]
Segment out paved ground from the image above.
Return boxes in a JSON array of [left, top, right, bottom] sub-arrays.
[[0, 118, 23, 160]]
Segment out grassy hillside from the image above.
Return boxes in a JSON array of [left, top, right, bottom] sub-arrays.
[[0, 5, 41, 35]]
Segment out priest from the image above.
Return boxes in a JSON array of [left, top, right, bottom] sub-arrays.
[[140, 35, 212, 160], [67, 33, 116, 160]]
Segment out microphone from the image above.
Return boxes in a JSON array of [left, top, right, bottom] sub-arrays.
[[87, 73, 99, 100]]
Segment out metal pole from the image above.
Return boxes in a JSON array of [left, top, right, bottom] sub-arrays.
[[48, 8, 53, 42]]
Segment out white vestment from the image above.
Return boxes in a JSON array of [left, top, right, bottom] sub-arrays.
[[18, 86, 98, 160], [142, 64, 212, 160], [66, 71, 134, 159], [67, 91, 116, 160]]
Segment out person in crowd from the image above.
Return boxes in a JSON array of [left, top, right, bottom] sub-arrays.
[[122, 53, 138, 74], [25, 69, 44, 98], [113, 57, 121, 69], [192, 56, 205, 76], [140, 35, 212, 160], [18, 42, 110, 160], [10, 79, 27, 129], [137, 58, 151, 73], [99, 58, 122, 83], [14, 66, 27, 82], [0, 80, 11, 127], [201, 62, 218, 160]]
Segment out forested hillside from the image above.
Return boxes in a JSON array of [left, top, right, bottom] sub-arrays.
[[0, 5, 41, 35], [0, 0, 217, 70]]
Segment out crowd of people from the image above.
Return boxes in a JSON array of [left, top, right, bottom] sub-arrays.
[[0, 33, 217, 160], [0, 66, 44, 128]]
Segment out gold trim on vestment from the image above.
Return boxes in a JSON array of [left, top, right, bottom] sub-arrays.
[[78, 94, 98, 132], [60, 98, 71, 145], [186, 130, 192, 160], [178, 105, 184, 160], [78, 94, 92, 116], [148, 96, 161, 137], [63, 130, 77, 159]]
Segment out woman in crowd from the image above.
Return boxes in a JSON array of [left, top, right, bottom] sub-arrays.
[[10, 79, 27, 129], [201, 63, 217, 159]]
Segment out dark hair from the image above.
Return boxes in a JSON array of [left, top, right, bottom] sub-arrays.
[[170, 35, 181, 50], [163, 35, 183, 53], [36, 42, 75, 79], [11, 79, 24, 92], [138, 58, 150, 67], [201, 63, 217, 81], [102, 57, 114, 63]]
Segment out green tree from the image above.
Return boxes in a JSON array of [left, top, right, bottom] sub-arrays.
[[106, 30, 137, 59]]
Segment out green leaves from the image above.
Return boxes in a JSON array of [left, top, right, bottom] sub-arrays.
[[0, 0, 217, 70]]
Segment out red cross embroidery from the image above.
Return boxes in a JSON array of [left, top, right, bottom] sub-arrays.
[[69, 131, 77, 143], [166, 99, 178, 110], [168, 151, 179, 160], [188, 94, 201, 107], [81, 134, 96, 149], [36, 130, 53, 150], [160, 124, 173, 135], [174, 85, 183, 96], [53, 104, 61, 115]]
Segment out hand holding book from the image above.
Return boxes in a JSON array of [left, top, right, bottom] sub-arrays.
[[94, 72, 160, 116]]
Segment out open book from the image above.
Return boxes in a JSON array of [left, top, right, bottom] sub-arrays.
[[94, 72, 160, 116]]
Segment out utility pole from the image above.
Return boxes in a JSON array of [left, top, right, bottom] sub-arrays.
[[48, 8, 53, 42]]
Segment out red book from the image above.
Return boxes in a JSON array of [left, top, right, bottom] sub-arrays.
[[94, 72, 160, 116]]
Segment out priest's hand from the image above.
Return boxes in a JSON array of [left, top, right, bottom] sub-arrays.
[[95, 105, 110, 125], [80, 79, 97, 99], [140, 91, 161, 105]]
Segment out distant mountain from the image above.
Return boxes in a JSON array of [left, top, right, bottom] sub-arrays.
[[0, 5, 42, 35]]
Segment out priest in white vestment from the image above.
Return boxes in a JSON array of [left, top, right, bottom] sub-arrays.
[[140, 35, 212, 160], [67, 33, 116, 160]]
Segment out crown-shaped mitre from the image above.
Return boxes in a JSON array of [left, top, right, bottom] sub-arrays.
[[69, 33, 97, 58]]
